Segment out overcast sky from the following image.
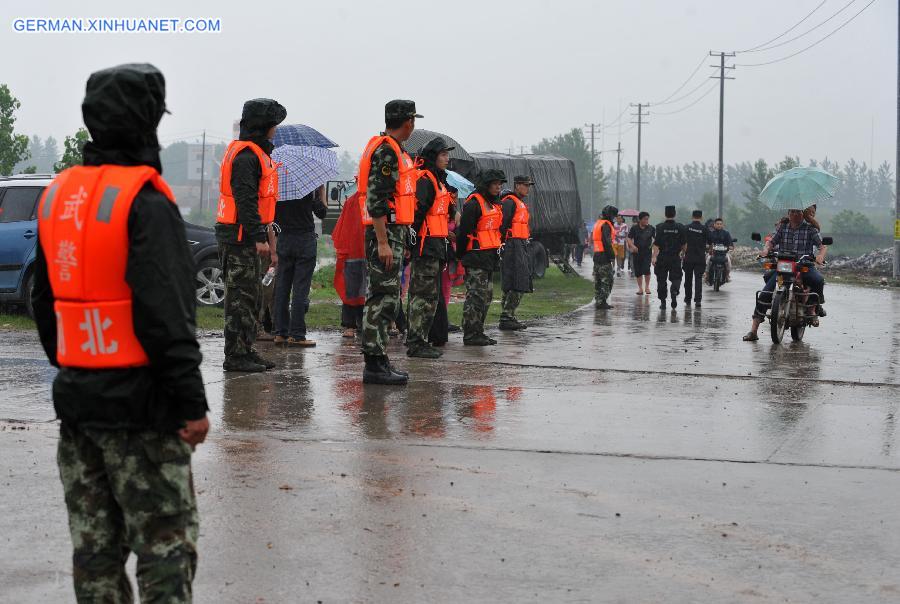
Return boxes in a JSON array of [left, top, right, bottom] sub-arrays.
[[3, 0, 896, 170]]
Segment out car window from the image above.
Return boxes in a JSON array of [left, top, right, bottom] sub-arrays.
[[0, 187, 43, 223]]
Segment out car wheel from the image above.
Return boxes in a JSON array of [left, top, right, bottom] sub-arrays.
[[24, 272, 35, 319], [196, 258, 225, 307]]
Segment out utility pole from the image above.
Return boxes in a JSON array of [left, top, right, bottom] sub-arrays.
[[615, 141, 623, 206], [199, 130, 206, 213], [710, 51, 735, 220], [894, 9, 899, 279], [583, 123, 599, 219], [630, 103, 650, 211]]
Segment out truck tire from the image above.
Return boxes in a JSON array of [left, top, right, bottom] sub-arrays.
[[531, 241, 548, 279]]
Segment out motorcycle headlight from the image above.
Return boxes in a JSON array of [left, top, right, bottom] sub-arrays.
[[777, 261, 794, 273]]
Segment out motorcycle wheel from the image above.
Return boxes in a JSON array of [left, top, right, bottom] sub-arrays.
[[770, 289, 787, 344], [713, 266, 721, 292], [790, 325, 806, 341]]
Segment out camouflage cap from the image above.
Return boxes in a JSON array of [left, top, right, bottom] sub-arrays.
[[513, 175, 535, 185], [479, 168, 507, 186], [385, 99, 423, 121]]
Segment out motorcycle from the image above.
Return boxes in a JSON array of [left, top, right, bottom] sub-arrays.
[[751, 233, 833, 343], [707, 240, 735, 291]]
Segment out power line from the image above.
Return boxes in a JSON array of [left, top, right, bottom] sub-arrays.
[[652, 72, 718, 106], [653, 81, 719, 115], [650, 55, 709, 105], [739, 0, 860, 54], [737, 0, 828, 52], [736, 0, 878, 67]]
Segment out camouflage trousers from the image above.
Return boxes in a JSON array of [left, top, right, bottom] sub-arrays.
[[593, 260, 614, 305], [361, 226, 407, 356], [500, 290, 524, 323], [58, 424, 198, 604], [406, 255, 441, 349], [463, 268, 494, 341], [219, 243, 262, 359]]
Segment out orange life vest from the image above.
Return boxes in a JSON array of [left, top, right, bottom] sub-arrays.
[[465, 193, 502, 252], [357, 135, 417, 226], [502, 194, 530, 239], [37, 165, 176, 369], [216, 140, 279, 240], [417, 169, 451, 253], [592, 219, 614, 253]]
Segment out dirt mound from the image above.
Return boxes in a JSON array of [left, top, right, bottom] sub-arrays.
[[732, 245, 895, 277], [827, 248, 894, 276]]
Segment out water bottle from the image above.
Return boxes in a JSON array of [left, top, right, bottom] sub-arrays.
[[262, 266, 275, 287]]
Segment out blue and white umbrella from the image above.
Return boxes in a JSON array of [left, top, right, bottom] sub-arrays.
[[446, 170, 475, 199], [272, 145, 339, 201], [273, 123, 338, 149]]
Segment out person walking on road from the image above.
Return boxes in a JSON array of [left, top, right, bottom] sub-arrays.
[[499, 175, 535, 331], [406, 136, 455, 358], [358, 100, 422, 385], [457, 169, 506, 346], [273, 185, 326, 347], [216, 98, 287, 372], [683, 209, 709, 308], [31, 63, 209, 603], [627, 211, 655, 295], [652, 205, 686, 309], [613, 215, 629, 276], [592, 206, 618, 309]]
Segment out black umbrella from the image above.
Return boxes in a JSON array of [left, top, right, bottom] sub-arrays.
[[403, 129, 473, 170]]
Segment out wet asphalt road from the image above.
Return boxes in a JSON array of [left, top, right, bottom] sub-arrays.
[[2, 260, 900, 603]]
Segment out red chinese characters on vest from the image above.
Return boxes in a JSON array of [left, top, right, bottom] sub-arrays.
[[37, 165, 176, 368], [357, 135, 417, 226], [217, 140, 279, 240], [465, 193, 502, 251]]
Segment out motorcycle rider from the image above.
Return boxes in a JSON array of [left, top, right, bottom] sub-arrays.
[[706, 218, 734, 284], [742, 208, 827, 342]]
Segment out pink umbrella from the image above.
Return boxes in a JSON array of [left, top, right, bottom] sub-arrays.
[[618, 208, 639, 217]]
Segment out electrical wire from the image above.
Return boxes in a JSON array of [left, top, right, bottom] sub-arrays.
[[739, 0, 859, 54], [654, 81, 719, 115], [650, 55, 709, 105], [652, 71, 719, 106], [736, 0, 877, 67], [737, 0, 828, 52]]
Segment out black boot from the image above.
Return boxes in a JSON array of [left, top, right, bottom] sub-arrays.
[[363, 355, 407, 386], [223, 355, 266, 373], [384, 355, 409, 378]]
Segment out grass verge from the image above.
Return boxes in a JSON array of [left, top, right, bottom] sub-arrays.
[[1, 265, 593, 333]]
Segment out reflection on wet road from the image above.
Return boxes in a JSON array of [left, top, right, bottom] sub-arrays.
[[3, 262, 900, 602]]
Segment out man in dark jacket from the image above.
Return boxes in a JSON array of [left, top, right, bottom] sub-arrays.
[[457, 169, 506, 345], [31, 63, 208, 603], [273, 185, 327, 347], [683, 209, 709, 308], [216, 98, 286, 372], [652, 205, 687, 309], [498, 175, 535, 330], [406, 136, 454, 358]]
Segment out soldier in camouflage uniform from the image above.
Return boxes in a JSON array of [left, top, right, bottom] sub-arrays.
[[499, 175, 536, 330], [457, 169, 507, 345], [406, 136, 456, 358], [361, 100, 423, 385], [593, 205, 618, 309], [31, 63, 209, 603], [216, 98, 287, 372]]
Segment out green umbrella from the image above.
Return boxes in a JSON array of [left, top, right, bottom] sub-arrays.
[[759, 166, 839, 211]]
